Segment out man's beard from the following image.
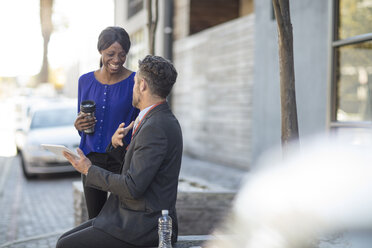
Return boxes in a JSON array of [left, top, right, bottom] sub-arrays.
[[132, 93, 141, 108]]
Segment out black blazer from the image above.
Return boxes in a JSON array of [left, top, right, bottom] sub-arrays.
[[85, 102, 183, 247]]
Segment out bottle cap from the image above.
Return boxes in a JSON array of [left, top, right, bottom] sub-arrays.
[[162, 210, 169, 215]]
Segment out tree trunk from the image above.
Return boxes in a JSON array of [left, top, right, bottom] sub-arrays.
[[272, 0, 299, 148], [38, 0, 53, 83], [146, 0, 158, 55]]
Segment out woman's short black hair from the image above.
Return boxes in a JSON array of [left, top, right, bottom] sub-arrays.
[[97, 26, 131, 54]]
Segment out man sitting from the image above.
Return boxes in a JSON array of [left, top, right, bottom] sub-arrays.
[[58, 55, 182, 248]]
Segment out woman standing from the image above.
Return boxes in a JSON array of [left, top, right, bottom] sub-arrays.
[[74, 26, 139, 219]]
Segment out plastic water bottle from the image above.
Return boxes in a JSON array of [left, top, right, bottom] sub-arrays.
[[158, 209, 172, 248]]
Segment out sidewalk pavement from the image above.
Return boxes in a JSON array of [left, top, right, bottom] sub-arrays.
[[0, 156, 13, 197], [0, 156, 76, 248], [180, 154, 248, 191], [0, 154, 248, 248]]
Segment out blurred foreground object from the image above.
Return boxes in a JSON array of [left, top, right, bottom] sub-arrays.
[[206, 135, 372, 248]]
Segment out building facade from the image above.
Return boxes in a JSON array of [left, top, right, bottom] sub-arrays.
[[253, 0, 372, 164], [114, 0, 372, 170]]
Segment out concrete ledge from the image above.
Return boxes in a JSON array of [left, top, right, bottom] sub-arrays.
[[73, 181, 88, 226], [73, 180, 235, 235], [176, 190, 235, 235], [175, 235, 214, 247], [149, 235, 213, 248]]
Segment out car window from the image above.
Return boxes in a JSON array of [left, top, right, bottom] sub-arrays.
[[30, 107, 76, 129]]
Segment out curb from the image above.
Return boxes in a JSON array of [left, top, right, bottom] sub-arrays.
[[0, 157, 13, 197]]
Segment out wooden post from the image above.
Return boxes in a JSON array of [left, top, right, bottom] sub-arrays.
[[146, 0, 159, 55], [272, 0, 299, 149]]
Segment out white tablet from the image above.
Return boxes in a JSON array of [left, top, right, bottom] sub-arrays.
[[41, 144, 80, 159]]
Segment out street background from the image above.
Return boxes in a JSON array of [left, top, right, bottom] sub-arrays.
[[1, 0, 371, 247], [0, 100, 245, 248], [0, 100, 80, 248]]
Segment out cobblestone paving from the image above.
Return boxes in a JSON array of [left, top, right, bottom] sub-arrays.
[[0, 152, 246, 248], [0, 155, 80, 248]]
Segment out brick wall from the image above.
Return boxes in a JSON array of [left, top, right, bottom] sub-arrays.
[[172, 14, 255, 170]]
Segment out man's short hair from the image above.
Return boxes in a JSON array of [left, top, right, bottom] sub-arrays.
[[137, 55, 178, 98]]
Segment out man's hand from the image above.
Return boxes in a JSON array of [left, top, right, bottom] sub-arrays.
[[111, 121, 134, 148], [63, 148, 92, 175]]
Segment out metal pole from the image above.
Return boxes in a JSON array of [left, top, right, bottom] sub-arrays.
[[164, 0, 174, 107]]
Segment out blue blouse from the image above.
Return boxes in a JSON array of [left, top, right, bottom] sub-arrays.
[[77, 71, 139, 155]]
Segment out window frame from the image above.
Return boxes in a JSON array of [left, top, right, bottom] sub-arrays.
[[329, 0, 372, 129]]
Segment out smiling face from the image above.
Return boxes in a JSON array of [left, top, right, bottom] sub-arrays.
[[100, 41, 126, 75]]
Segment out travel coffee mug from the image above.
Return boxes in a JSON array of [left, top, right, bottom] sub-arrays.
[[80, 100, 96, 134]]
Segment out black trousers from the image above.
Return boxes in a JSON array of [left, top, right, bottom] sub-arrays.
[[83, 152, 122, 219], [56, 219, 140, 248]]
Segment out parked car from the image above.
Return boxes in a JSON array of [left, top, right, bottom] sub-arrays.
[[15, 99, 80, 179]]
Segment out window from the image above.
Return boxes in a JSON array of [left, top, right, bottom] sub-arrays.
[[331, 0, 372, 127], [126, 29, 145, 71], [128, 0, 143, 19], [338, 0, 372, 40]]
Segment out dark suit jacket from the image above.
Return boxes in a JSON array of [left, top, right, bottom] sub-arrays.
[[85, 102, 183, 247]]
